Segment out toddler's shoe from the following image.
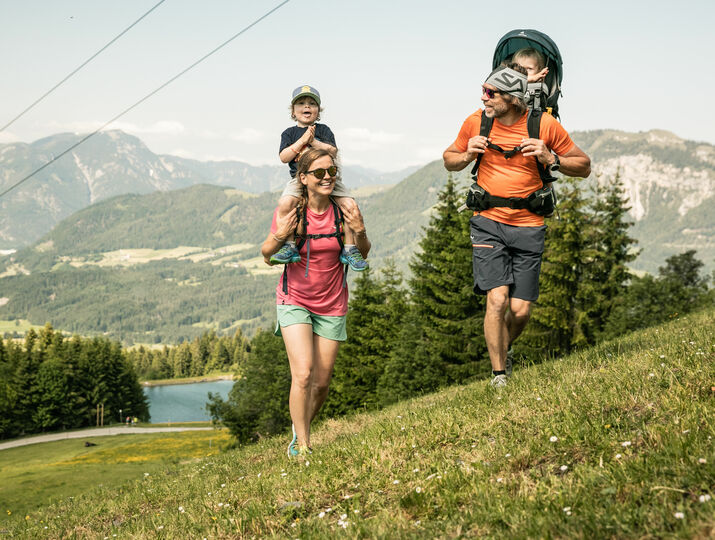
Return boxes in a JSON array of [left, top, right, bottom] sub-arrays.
[[340, 246, 368, 272], [271, 244, 301, 265]]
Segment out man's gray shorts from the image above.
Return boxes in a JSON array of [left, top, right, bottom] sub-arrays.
[[470, 214, 546, 301]]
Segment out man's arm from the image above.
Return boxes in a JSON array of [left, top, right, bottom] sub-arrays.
[[443, 135, 489, 171], [520, 138, 591, 178]]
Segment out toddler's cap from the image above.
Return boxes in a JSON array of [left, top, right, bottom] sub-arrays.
[[291, 85, 321, 106]]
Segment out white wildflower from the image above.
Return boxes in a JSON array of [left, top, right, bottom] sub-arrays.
[[281, 473, 287, 477], [178, 506, 185, 513], [560, 465, 568, 472], [621, 441, 631, 447], [413, 468, 420, 473], [698, 458, 707, 464], [393, 480, 400, 485], [340, 513, 348, 520], [505, 453, 511, 458], [648, 373, 655, 378], [318, 511, 325, 518], [616, 453, 622, 459], [496, 477, 504, 483], [416, 487, 422, 493], [221, 483, 226, 487], [674, 512, 684, 519], [699, 494, 712, 503], [550, 436, 558, 442]]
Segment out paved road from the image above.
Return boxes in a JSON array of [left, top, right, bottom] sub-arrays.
[[0, 426, 214, 451]]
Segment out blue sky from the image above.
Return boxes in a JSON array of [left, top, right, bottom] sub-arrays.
[[2, 0, 713, 171]]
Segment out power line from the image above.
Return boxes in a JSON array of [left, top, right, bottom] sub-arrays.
[[0, 0, 293, 200], [0, 0, 168, 133]]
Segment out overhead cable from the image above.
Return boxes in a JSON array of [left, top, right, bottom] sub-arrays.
[[0, 0, 168, 133], [0, 0, 293, 200]]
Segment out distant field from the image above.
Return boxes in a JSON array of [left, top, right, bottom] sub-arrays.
[[54, 243, 257, 269], [0, 429, 230, 521], [0, 319, 45, 335]]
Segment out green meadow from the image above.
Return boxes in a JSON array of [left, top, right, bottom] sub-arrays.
[[3, 310, 713, 538], [0, 430, 230, 522]]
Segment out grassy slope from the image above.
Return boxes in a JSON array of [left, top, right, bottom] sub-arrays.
[[4, 312, 714, 538]]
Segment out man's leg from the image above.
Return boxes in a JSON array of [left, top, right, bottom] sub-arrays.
[[484, 285, 510, 372], [504, 297, 533, 351]]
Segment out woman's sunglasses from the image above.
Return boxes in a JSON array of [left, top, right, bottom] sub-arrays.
[[306, 165, 338, 180], [481, 86, 505, 99]]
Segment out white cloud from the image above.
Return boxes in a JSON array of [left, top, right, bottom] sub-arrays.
[[44, 120, 185, 136], [230, 128, 266, 144], [337, 128, 403, 149], [0, 131, 20, 144]]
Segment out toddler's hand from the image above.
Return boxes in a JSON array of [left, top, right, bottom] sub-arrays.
[[301, 125, 316, 145], [527, 67, 549, 84]]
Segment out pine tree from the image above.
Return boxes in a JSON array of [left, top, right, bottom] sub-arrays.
[[207, 330, 291, 443], [409, 176, 488, 383], [323, 262, 408, 416], [377, 308, 445, 406], [521, 177, 589, 358], [577, 174, 638, 344]]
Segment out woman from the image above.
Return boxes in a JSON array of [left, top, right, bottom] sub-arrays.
[[262, 148, 371, 456]]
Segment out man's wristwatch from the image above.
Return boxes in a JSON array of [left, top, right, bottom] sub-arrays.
[[549, 152, 561, 173]]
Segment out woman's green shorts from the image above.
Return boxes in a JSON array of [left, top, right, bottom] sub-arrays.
[[274, 305, 347, 342]]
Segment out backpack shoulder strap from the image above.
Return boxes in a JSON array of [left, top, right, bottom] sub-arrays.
[[330, 198, 345, 251], [470, 113, 493, 178], [528, 109, 556, 186]]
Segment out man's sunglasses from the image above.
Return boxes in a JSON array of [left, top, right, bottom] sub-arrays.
[[481, 86, 505, 99], [306, 165, 338, 180]]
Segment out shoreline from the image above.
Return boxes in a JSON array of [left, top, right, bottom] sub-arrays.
[[141, 374, 235, 387]]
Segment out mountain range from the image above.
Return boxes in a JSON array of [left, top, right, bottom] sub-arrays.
[[0, 128, 712, 344], [0, 130, 417, 250]]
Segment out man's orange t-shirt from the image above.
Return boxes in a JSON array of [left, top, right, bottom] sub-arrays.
[[453, 109, 575, 226]]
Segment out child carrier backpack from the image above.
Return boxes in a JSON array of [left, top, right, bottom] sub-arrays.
[[493, 29, 563, 120], [461, 29, 564, 216], [281, 198, 349, 294]]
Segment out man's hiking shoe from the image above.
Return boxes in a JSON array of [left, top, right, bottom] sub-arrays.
[[271, 244, 301, 265], [340, 246, 368, 271], [490, 374, 508, 388], [506, 348, 514, 377], [287, 424, 298, 457]]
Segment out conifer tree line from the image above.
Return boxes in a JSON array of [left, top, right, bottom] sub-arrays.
[[209, 174, 712, 444], [0, 324, 149, 440], [124, 329, 250, 381]]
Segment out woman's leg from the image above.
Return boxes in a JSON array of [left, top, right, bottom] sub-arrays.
[[281, 323, 315, 448], [308, 335, 340, 426]]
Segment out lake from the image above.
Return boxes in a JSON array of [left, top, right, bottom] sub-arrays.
[[143, 379, 234, 423]]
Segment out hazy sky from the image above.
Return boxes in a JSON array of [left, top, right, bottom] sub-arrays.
[[2, 0, 713, 172]]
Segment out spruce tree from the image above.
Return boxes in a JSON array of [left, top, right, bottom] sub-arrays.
[[377, 308, 445, 406], [207, 330, 291, 443], [577, 174, 638, 344], [520, 177, 589, 358], [409, 176, 488, 383], [323, 262, 408, 416]]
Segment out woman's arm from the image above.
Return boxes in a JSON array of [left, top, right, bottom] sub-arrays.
[[261, 207, 299, 264], [342, 204, 370, 258]]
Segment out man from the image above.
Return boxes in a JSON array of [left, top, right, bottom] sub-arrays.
[[443, 63, 591, 387]]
